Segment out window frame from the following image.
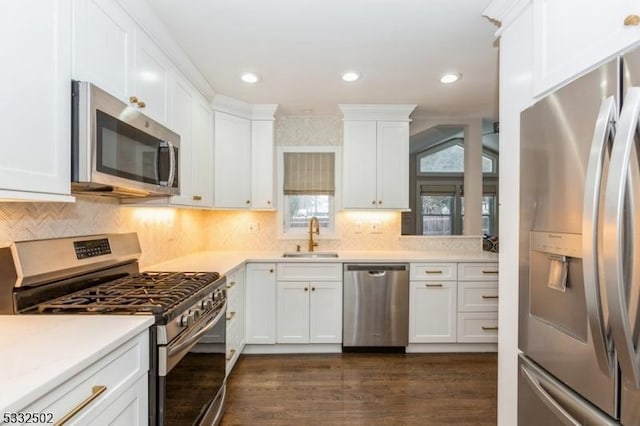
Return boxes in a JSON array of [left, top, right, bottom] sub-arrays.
[[416, 138, 499, 178], [276, 146, 341, 239]]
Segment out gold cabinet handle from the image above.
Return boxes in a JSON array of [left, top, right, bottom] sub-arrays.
[[267, 200, 271, 205], [226, 349, 237, 361], [129, 96, 138, 103], [137, 101, 146, 108], [624, 14, 640, 26], [226, 311, 236, 321], [482, 270, 499, 275], [378, 200, 382, 204], [226, 281, 236, 289], [371, 200, 376, 205], [54, 385, 107, 426], [425, 283, 443, 288], [311, 287, 316, 291], [269, 269, 274, 273], [482, 295, 499, 299], [482, 326, 499, 331], [246, 200, 251, 204], [193, 195, 202, 201], [425, 270, 443, 274], [304, 287, 308, 292]]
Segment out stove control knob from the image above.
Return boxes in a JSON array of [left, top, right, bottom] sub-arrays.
[[192, 308, 201, 322], [180, 312, 195, 327], [201, 299, 213, 310]]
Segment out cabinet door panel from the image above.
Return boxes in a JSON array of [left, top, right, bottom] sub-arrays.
[[0, 0, 72, 198], [277, 282, 310, 343], [533, 0, 640, 96], [377, 121, 409, 209], [168, 76, 193, 206], [409, 282, 456, 343], [73, 0, 134, 101], [245, 263, 276, 344], [133, 32, 171, 125], [214, 112, 251, 208], [191, 97, 214, 206], [343, 121, 378, 208], [251, 120, 274, 209], [309, 281, 342, 343]]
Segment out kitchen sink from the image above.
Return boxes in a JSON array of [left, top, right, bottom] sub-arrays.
[[282, 252, 339, 258]]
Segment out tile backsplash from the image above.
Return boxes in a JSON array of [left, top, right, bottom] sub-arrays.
[[0, 197, 207, 268]]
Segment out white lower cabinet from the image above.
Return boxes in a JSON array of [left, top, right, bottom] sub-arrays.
[[245, 263, 276, 344], [276, 280, 342, 344], [225, 266, 246, 374], [409, 281, 457, 343], [456, 263, 498, 343], [22, 330, 149, 425], [276, 263, 342, 345]]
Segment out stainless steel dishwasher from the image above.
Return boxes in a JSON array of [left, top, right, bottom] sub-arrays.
[[343, 263, 409, 349]]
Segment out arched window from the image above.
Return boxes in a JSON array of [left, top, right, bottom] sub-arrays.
[[415, 139, 498, 236]]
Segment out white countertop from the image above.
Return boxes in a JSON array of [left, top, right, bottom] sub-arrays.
[[146, 250, 498, 275], [0, 315, 154, 413]]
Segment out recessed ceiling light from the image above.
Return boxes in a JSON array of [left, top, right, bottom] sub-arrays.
[[241, 73, 260, 83], [342, 72, 360, 82], [440, 73, 462, 84]]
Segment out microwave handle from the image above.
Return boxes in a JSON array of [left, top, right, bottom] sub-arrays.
[[167, 142, 176, 187]]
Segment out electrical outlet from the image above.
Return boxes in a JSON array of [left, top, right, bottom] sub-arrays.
[[355, 222, 363, 234], [247, 222, 259, 233], [370, 221, 382, 234]]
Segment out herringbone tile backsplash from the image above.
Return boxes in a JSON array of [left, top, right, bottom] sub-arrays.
[[0, 197, 207, 268]]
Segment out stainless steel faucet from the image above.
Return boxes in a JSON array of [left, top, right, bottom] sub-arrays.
[[308, 216, 319, 252]]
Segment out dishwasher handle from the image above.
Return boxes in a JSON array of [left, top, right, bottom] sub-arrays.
[[368, 270, 386, 277], [345, 264, 409, 272]]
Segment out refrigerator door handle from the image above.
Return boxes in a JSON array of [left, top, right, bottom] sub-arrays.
[[604, 86, 640, 389], [582, 96, 617, 376], [520, 364, 581, 426]]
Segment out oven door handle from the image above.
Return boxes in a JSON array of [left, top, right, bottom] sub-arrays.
[[168, 301, 227, 358]]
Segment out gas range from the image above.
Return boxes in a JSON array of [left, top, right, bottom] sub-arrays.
[[0, 233, 228, 425]]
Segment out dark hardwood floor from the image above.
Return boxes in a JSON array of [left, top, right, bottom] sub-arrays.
[[221, 352, 497, 425]]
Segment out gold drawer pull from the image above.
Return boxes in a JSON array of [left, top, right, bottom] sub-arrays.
[[55, 385, 107, 426], [226, 281, 236, 289], [226, 349, 237, 361], [624, 15, 640, 26], [425, 283, 443, 288], [482, 326, 499, 331], [137, 101, 146, 108], [192, 195, 202, 201], [129, 96, 138, 103], [425, 270, 443, 274], [482, 270, 499, 274], [226, 311, 236, 321], [481, 295, 499, 299]]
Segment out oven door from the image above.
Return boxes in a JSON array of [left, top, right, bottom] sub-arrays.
[[158, 302, 226, 426]]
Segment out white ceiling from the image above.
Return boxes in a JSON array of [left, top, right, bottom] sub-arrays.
[[146, 0, 498, 118]]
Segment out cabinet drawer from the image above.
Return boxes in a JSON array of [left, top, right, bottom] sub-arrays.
[[457, 313, 498, 343], [23, 331, 148, 424], [458, 263, 499, 281], [410, 263, 457, 281], [277, 263, 342, 281], [457, 282, 499, 312]]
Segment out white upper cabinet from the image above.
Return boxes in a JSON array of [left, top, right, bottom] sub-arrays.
[[72, 0, 135, 101], [213, 98, 278, 210], [532, 0, 640, 96], [132, 31, 172, 125], [0, 0, 74, 201], [251, 120, 275, 210], [73, 0, 173, 125], [168, 75, 213, 207], [214, 111, 252, 208], [340, 105, 415, 210]]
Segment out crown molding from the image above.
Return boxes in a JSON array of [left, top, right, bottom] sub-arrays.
[[212, 95, 278, 120], [483, 0, 531, 36], [338, 104, 417, 121]]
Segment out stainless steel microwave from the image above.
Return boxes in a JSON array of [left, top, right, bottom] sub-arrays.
[[71, 81, 180, 197]]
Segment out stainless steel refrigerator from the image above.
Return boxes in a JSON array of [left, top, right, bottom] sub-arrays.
[[519, 48, 640, 425]]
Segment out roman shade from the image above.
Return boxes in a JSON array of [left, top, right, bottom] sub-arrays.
[[283, 152, 335, 195]]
